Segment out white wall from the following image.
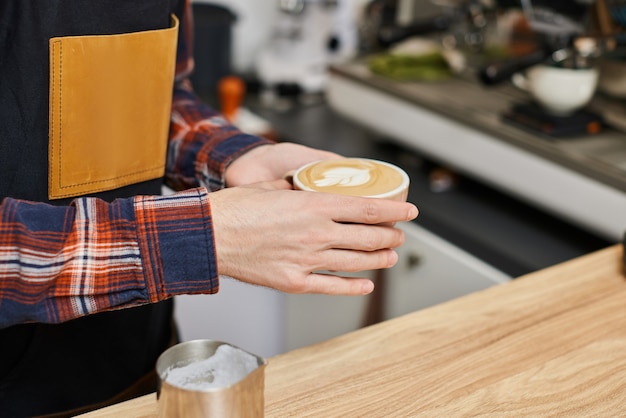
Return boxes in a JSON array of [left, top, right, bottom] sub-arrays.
[[175, 277, 286, 358], [192, 0, 374, 74], [180, 0, 378, 359], [193, 0, 277, 73], [177, 3, 280, 358]]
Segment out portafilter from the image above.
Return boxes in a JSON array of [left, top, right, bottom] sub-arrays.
[[478, 0, 616, 85]]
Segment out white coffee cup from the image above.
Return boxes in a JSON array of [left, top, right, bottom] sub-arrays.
[[291, 158, 410, 202], [512, 64, 599, 115]]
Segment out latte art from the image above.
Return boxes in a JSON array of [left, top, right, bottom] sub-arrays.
[[313, 167, 371, 188], [294, 158, 409, 200]]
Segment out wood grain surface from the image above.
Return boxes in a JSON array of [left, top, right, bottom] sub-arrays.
[[81, 245, 626, 417]]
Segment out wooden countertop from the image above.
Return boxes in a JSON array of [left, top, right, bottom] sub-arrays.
[[82, 244, 626, 417]]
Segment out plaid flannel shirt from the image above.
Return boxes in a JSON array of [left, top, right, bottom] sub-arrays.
[[0, 0, 272, 328]]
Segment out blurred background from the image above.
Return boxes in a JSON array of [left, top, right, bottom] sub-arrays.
[[176, 0, 626, 358]]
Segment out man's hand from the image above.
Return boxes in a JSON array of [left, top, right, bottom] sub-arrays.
[[209, 180, 419, 296], [225, 143, 340, 187]]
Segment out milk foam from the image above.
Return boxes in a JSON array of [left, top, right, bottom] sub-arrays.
[[295, 158, 408, 199], [313, 167, 371, 188], [163, 344, 259, 391]]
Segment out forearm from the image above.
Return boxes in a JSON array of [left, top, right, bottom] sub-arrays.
[[0, 188, 218, 328], [166, 80, 273, 191]]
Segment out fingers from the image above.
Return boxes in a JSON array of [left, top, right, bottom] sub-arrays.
[[225, 142, 343, 187], [323, 194, 418, 225], [243, 179, 293, 191], [299, 274, 375, 295], [239, 185, 418, 226], [325, 223, 406, 252], [314, 248, 400, 273]]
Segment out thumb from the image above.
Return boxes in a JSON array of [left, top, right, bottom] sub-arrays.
[[244, 179, 293, 191]]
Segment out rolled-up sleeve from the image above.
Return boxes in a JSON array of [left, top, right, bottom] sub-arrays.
[[166, 0, 273, 192], [0, 187, 218, 328]]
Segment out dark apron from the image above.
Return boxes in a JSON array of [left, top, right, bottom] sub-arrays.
[[0, 1, 186, 416]]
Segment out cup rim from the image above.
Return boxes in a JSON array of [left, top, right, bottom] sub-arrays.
[[293, 158, 410, 199]]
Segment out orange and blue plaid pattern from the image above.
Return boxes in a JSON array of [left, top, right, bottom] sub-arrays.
[[0, 188, 218, 328], [0, 0, 272, 328]]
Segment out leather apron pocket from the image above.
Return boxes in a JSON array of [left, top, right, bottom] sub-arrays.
[[48, 15, 179, 199]]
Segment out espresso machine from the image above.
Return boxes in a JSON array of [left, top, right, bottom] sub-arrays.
[[255, 0, 359, 96], [478, 0, 616, 137]]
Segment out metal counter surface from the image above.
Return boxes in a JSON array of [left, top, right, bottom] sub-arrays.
[[330, 62, 626, 192], [326, 62, 626, 241]]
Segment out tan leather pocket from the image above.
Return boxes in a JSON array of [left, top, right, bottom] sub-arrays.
[[48, 15, 179, 199]]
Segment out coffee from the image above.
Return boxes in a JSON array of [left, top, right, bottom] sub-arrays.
[[293, 158, 409, 201]]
